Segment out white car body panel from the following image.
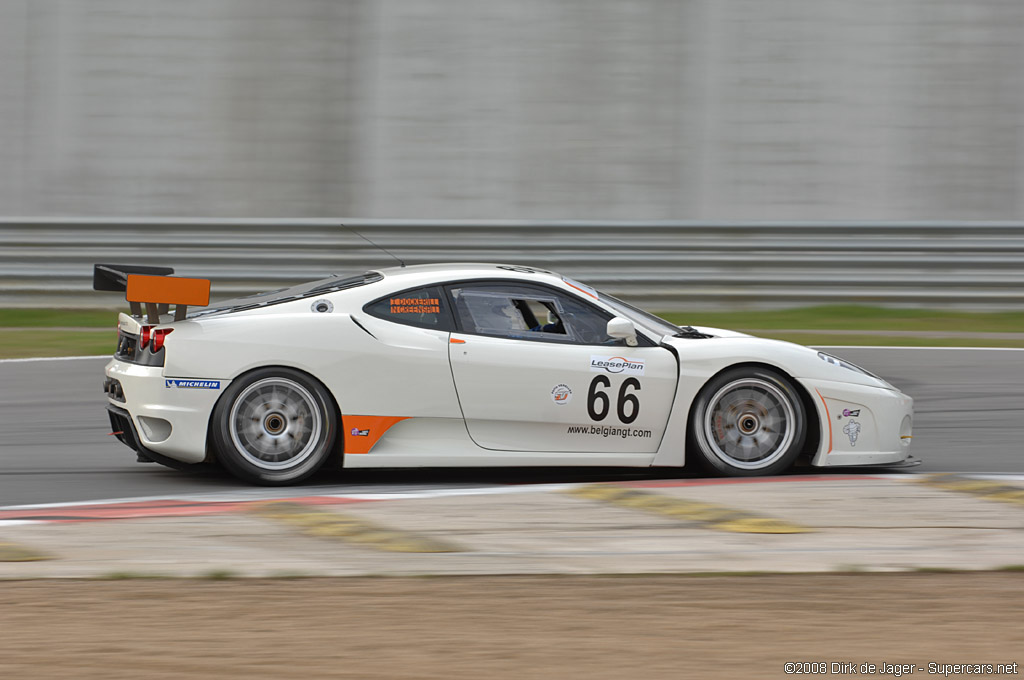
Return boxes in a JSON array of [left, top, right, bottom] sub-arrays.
[[449, 333, 678, 453], [650, 334, 912, 468], [105, 357, 228, 464], [806, 378, 913, 466], [164, 311, 464, 416], [102, 263, 914, 475]]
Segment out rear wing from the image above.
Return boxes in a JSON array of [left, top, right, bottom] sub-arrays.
[[93, 264, 210, 323]]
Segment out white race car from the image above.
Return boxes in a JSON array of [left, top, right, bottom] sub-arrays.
[[96, 263, 915, 485]]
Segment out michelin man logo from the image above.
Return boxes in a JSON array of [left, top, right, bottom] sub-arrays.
[[842, 419, 861, 446]]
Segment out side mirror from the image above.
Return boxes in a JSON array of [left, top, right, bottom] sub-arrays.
[[606, 317, 638, 347]]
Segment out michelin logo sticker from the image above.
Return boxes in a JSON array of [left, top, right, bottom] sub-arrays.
[[590, 356, 645, 376], [165, 379, 221, 389], [843, 419, 861, 446]]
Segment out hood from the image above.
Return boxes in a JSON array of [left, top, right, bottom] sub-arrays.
[[661, 332, 896, 390], [686, 325, 753, 339]]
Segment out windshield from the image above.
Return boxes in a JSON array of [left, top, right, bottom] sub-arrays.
[[190, 271, 383, 318], [596, 290, 680, 338]]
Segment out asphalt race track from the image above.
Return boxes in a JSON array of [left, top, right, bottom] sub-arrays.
[[0, 347, 1021, 507]]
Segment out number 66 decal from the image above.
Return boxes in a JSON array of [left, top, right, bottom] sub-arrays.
[[587, 376, 641, 424]]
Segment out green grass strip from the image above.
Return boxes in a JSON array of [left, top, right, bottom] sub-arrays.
[[3, 305, 1024, 359], [5, 305, 1024, 333], [660, 305, 1024, 333], [0, 308, 123, 328], [745, 332, 1024, 348]]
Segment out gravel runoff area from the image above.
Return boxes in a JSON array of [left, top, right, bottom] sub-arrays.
[[1, 573, 1022, 679]]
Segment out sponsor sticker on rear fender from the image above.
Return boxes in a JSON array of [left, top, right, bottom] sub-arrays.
[[165, 379, 221, 389], [590, 355, 645, 376]]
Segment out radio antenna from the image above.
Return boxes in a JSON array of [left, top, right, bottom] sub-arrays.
[[340, 223, 406, 268]]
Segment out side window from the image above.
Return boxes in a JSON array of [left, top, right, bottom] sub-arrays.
[[364, 285, 453, 331], [449, 283, 616, 345]]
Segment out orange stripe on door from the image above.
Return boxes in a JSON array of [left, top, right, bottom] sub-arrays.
[[343, 416, 410, 454]]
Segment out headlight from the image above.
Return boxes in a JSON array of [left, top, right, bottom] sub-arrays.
[[817, 351, 892, 387]]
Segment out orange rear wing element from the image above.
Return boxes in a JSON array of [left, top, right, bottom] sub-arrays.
[[93, 263, 210, 323], [127, 274, 209, 322]]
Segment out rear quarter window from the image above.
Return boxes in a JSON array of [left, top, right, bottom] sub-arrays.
[[363, 285, 453, 331]]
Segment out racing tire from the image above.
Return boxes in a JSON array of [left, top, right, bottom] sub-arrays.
[[212, 368, 338, 485], [690, 367, 806, 477]]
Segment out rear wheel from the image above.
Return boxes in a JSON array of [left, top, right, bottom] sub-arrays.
[[690, 367, 806, 476], [212, 368, 337, 485]]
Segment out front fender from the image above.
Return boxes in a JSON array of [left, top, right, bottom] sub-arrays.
[[652, 336, 904, 467]]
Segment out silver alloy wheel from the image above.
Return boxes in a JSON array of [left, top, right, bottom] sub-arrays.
[[227, 377, 323, 471], [702, 377, 796, 470]]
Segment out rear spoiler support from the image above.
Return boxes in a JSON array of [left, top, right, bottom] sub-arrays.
[[93, 264, 210, 324]]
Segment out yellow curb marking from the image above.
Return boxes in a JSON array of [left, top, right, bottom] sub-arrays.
[[251, 502, 464, 553], [0, 541, 53, 562], [565, 485, 810, 534], [919, 474, 1024, 508]]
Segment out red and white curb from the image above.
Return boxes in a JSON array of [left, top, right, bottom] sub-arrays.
[[0, 475, 896, 527], [4, 473, 1019, 528]]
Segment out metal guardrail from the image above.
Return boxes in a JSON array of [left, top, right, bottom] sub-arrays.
[[3, 218, 1024, 309]]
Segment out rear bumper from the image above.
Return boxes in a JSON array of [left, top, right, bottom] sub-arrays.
[[106, 403, 138, 453], [104, 358, 227, 464], [106, 404, 193, 469]]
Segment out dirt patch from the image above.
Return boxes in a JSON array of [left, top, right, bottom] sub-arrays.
[[1, 573, 1022, 679]]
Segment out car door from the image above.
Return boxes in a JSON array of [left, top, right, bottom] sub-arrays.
[[446, 281, 678, 453]]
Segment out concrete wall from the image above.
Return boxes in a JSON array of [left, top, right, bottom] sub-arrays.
[[2, 0, 1023, 220]]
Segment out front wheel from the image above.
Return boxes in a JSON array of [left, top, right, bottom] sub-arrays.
[[212, 368, 337, 485], [690, 367, 806, 477]]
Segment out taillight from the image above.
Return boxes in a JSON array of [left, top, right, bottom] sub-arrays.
[[140, 326, 152, 349], [151, 328, 173, 353]]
